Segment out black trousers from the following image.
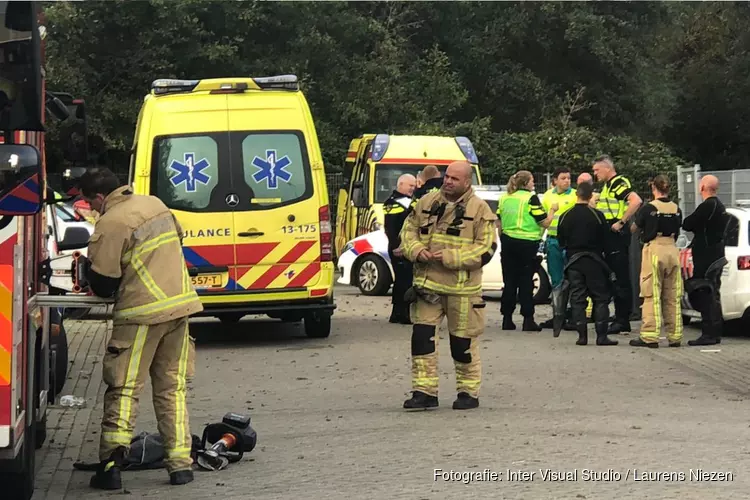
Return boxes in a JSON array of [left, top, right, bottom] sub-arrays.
[[567, 257, 610, 327], [604, 233, 632, 323], [391, 256, 413, 318], [691, 271, 723, 339], [500, 234, 540, 318]]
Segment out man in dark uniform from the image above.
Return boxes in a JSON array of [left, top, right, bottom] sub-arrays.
[[384, 173, 417, 323], [592, 155, 643, 334], [557, 182, 618, 346], [412, 165, 442, 202], [682, 175, 729, 346]]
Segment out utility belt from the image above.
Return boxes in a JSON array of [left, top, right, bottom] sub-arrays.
[[564, 251, 615, 282]]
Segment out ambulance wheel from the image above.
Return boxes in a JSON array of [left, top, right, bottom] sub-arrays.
[[304, 312, 331, 338], [355, 255, 391, 296]]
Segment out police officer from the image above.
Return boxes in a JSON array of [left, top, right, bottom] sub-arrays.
[[497, 170, 553, 331], [399, 161, 497, 411], [540, 167, 577, 329], [557, 182, 618, 346], [384, 174, 417, 324], [79, 168, 202, 489], [629, 175, 683, 348], [592, 155, 643, 334], [682, 175, 729, 346]]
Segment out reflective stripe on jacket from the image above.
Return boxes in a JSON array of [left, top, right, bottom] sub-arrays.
[[596, 175, 631, 221], [88, 186, 203, 325], [399, 187, 497, 296]]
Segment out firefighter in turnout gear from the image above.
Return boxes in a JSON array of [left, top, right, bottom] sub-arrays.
[[384, 174, 417, 324], [592, 155, 643, 334], [399, 161, 497, 411], [79, 168, 203, 489], [629, 175, 683, 348]]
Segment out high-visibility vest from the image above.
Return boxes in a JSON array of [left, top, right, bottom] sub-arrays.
[[498, 190, 543, 241], [596, 175, 631, 221], [543, 187, 577, 237]]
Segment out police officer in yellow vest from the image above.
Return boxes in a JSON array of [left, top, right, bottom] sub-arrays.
[[592, 155, 643, 334], [399, 161, 497, 411], [497, 170, 555, 331], [539, 167, 577, 329], [79, 168, 203, 489], [629, 175, 683, 348]]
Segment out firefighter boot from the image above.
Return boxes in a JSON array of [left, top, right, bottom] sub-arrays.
[[170, 470, 194, 486], [575, 322, 588, 346], [629, 338, 659, 348], [403, 391, 439, 410], [90, 446, 126, 490], [452, 392, 479, 410], [595, 321, 618, 346]]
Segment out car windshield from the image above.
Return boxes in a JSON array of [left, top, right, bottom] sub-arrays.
[[373, 164, 479, 203]]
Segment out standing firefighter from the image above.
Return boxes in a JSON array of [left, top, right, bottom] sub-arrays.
[[682, 175, 730, 346], [384, 173, 417, 324], [629, 175, 683, 348], [497, 170, 554, 331], [79, 168, 202, 489], [399, 161, 497, 410], [557, 182, 618, 346], [592, 155, 643, 334]]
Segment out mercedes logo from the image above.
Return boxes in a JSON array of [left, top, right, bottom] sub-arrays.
[[225, 193, 239, 207]]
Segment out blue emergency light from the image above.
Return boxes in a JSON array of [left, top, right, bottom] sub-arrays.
[[456, 136, 479, 164], [151, 79, 200, 96], [371, 134, 390, 162]]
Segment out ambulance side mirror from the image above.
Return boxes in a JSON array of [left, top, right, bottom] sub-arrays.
[[0, 144, 43, 215], [58, 226, 90, 251]]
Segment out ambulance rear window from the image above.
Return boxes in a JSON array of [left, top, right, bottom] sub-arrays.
[[152, 135, 221, 212], [237, 131, 312, 209]]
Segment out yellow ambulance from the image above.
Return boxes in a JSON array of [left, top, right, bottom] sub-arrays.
[[128, 75, 335, 337], [334, 134, 482, 258]]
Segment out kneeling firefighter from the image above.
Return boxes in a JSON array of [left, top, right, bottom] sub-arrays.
[[399, 161, 497, 410], [555, 182, 618, 346], [629, 175, 683, 348]]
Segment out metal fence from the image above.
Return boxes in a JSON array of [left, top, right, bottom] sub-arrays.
[[677, 165, 750, 215]]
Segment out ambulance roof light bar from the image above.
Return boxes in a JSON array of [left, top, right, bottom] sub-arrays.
[[456, 136, 479, 164], [370, 134, 390, 162], [253, 74, 299, 91], [151, 79, 200, 96]]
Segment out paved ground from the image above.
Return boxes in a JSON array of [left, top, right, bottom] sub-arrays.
[[32, 285, 750, 500]]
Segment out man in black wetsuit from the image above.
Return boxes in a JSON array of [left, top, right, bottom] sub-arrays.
[[682, 175, 730, 346], [557, 182, 618, 347]]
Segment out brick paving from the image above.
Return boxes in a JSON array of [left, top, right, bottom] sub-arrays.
[[31, 288, 750, 499]]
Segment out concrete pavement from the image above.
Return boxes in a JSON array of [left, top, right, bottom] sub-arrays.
[[33, 286, 750, 499]]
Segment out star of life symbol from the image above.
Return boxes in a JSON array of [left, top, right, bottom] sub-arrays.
[[251, 150, 293, 189], [169, 152, 211, 192]]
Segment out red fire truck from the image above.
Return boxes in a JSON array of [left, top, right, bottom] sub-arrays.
[[0, 3, 103, 498]]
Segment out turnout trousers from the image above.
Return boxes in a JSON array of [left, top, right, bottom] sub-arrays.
[[639, 237, 683, 344], [409, 294, 486, 398], [99, 317, 195, 473], [500, 234, 540, 318]]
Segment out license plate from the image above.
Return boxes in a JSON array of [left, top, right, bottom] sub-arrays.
[[191, 274, 223, 289]]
